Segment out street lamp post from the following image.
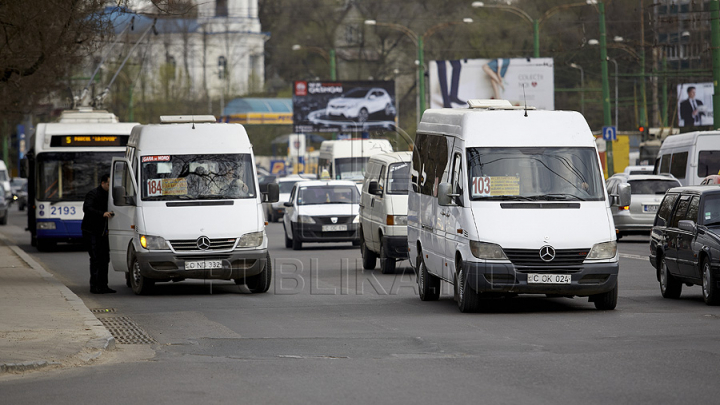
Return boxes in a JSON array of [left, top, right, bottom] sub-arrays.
[[472, 1, 598, 58], [608, 57, 619, 130], [292, 44, 337, 80], [364, 18, 472, 118], [598, 1, 614, 176], [569, 63, 585, 116]]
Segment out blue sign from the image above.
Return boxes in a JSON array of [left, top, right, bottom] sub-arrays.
[[602, 126, 617, 141]]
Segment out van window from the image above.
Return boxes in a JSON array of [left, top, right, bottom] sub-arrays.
[[450, 153, 463, 205], [334, 157, 369, 181], [140, 153, 256, 200], [670, 152, 688, 179], [670, 196, 691, 228], [466, 147, 604, 201], [411, 133, 449, 197], [411, 133, 427, 193], [659, 154, 671, 173], [697, 151, 720, 177], [655, 193, 678, 226], [387, 162, 410, 195]]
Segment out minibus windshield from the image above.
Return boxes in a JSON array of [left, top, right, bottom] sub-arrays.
[[140, 154, 256, 201], [297, 185, 359, 205], [387, 162, 410, 195], [335, 157, 369, 181], [466, 147, 605, 201]]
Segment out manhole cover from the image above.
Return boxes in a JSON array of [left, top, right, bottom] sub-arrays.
[[91, 308, 116, 313], [99, 316, 155, 344]]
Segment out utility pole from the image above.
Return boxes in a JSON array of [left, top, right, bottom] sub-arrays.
[[712, 0, 720, 129], [599, 2, 614, 176], [639, 0, 647, 137]]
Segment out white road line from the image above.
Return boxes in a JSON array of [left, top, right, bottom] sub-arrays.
[[620, 253, 649, 261]]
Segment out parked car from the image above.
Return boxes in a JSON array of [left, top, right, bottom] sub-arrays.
[[606, 174, 681, 239], [10, 178, 27, 210], [700, 174, 720, 185], [266, 175, 311, 222], [649, 186, 720, 305], [623, 165, 654, 175], [359, 151, 412, 274], [0, 187, 7, 225], [282, 180, 361, 250], [326, 88, 394, 123]]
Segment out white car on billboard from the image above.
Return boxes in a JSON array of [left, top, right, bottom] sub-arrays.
[[326, 88, 394, 123]]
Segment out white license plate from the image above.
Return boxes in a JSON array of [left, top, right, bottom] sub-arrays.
[[644, 205, 658, 213], [185, 260, 223, 270], [322, 224, 348, 232], [527, 273, 572, 284]]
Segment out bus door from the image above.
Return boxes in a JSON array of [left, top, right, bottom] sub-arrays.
[[108, 157, 138, 272]]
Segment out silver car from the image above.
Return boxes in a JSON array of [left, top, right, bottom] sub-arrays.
[[606, 174, 681, 239]]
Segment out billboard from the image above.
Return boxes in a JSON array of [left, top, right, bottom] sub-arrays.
[[429, 58, 554, 110], [677, 82, 713, 127], [293, 81, 396, 133]]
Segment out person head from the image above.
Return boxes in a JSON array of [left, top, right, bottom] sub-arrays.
[[687, 86, 696, 99], [101, 174, 110, 191]]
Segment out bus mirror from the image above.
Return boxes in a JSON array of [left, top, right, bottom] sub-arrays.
[[112, 186, 126, 206], [368, 181, 382, 196], [265, 183, 279, 203], [617, 183, 631, 207], [438, 182, 453, 206]]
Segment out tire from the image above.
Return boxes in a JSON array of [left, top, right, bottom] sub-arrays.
[[130, 256, 154, 295], [417, 256, 440, 301], [456, 259, 480, 313], [125, 272, 132, 288], [292, 226, 303, 250], [36, 239, 56, 252], [284, 225, 292, 248], [357, 108, 369, 123], [361, 236, 377, 270], [592, 281, 618, 310], [701, 258, 720, 305], [380, 241, 396, 274], [0, 212, 7, 225], [246, 252, 272, 293], [384, 103, 393, 117], [659, 256, 682, 299]]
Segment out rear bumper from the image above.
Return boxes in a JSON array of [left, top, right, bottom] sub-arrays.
[[464, 260, 619, 296], [36, 219, 83, 242], [382, 235, 408, 259], [135, 249, 267, 281]]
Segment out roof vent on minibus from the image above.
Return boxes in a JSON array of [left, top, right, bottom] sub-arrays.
[[467, 99, 535, 110], [159, 115, 217, 124]]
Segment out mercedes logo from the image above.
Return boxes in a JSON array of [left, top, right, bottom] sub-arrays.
[[197, 236, 211, 250], [331, 217, 338, 224], [539, 245, 555, 262]]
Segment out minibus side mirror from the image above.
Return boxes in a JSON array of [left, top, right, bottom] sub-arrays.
[[112, 186, 126, 207], [678, 220, 696, 233], [368, 181, 382, 196], [283, 201, 293, 207], [617, 183, 631, 207], [264, 183, 279, 203], [438, 182, 454, 206]]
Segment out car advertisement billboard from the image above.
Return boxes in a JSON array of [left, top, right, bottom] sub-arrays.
[[428, 58, 554, 110], [293, 81, 397, 133], [677, 82, 713, 127]]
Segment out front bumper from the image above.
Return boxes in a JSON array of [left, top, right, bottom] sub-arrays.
[[135, 249, 267, 281], [464, 260, 619, 296], [295, 222, 360, 243], [383, 235, 408, 259]]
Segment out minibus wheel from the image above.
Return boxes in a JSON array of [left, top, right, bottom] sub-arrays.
[[283, 224, 292, 248], [380, 242, 396, 274], [417, 255, 440, 301], [456, 260, 480, 313], [130, 256, 154, 295], [361, 230, 377, 270], [246, 252, 272, 293], [591, 282, 618, 310]]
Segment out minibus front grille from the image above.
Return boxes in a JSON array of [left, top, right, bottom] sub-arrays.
[[503, 248, 589, 267], [313, 216, 355, 225], [169, 238, 237, 252]]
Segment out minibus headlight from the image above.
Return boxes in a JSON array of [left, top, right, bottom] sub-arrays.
[[298, 215, 316, 224], [237, 231, 263, 248], [37, 222, 56, 230], [387, 215, 407, 226], [586, 241, 617, 260], [140, 235, 168, 250], [470, 241, 507, 260], [353, 215, 360, 223]]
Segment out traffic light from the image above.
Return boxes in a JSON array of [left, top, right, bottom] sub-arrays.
[[638, 126, 646, 138]]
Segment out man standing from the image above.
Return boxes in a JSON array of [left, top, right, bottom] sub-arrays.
[[81, 174, 115, 294], [680, 86, 704, 127]]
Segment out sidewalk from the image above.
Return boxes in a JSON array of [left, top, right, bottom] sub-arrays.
[[0, 234, 115, 375]]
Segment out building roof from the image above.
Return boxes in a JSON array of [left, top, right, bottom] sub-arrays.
[[105, 7, 200, 35]]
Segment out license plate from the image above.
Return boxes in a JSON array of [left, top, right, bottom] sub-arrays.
[[644, 205, 658, 213], [322, 224, 347, 232], [527, 273, 572, 284], [185, 260, 223, 270]]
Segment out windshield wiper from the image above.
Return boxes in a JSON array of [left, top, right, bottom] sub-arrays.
[[195, 194, 233, 200], [538, 193, 587, 201], [475, 195, 536, 201]]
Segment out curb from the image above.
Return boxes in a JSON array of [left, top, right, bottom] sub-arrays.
[[0, 234, 116, 374]]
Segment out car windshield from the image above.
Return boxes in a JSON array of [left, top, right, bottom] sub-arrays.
[[297, 185, 360, 205], [335, 157, 369, 181], [140, 154, 256, 201], [703, 194, 720, 225], [387, 162, 410, 195], [466, 147, 605, 201], [37, 152, 119, 201], [627, 179, 680, 195], [342, 88, 369, 98]]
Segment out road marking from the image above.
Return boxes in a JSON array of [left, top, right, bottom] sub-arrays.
[[620, 253, 648, 261]]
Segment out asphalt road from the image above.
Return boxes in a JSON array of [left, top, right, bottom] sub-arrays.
[[1, 207, 719, 404]]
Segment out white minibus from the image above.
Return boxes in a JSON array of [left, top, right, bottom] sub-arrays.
[[654, 131, 720, 186], [316, 139, 393, 182]]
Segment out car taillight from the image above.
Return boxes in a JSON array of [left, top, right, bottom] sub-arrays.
[[618, 206, 629, 211]]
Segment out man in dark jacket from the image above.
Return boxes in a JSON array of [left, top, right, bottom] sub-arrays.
[[81, 174, 115, 294]]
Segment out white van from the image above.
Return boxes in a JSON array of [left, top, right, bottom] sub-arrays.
[[408, 100, 628, 312], [317, 139, 393, 182], [108, 115, 279, 295], [653, 131, 720, 186], [0, 160, 10, 203], [359, 151, 412, 274]]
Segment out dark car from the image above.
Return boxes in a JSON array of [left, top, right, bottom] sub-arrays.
[[649, 186, 720, 305]]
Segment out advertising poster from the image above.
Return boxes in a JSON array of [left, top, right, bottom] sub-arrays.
[[293, 81, 397, 133], [677, 82, 713, 127], [428, 58, 554, 110]]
